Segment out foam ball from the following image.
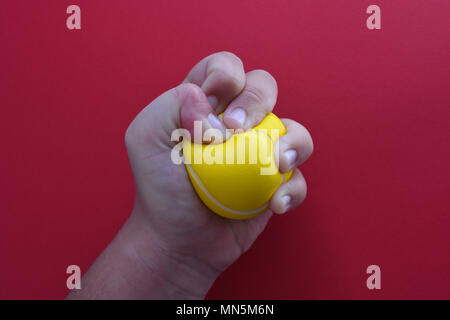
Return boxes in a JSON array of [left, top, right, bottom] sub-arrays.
[[183, 113, 292, 219]]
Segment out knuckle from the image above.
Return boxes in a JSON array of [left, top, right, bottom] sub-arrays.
[[209, 67, 245, 92], [298, 126, 314, 156], [204, 53, 246, 94], [242, 85, 265, 106], [124, 125, 136, 149], [250, 69, 277, 86], [286, 122, 314, 157], [306, 136, 314, 157], [176, 82, 203, 100], [225, 72, 245, 91], [216, 51, 243, 66], [246, 70, 278, 107], [295, 177, 308, 204]]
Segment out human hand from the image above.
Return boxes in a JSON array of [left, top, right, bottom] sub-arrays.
[[68, 52, 313, 300], [124, 52, 314, 298]]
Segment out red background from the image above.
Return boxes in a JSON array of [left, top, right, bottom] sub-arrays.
[[1, 1, 449, 299]]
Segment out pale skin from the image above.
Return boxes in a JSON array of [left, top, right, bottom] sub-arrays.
[[67, 52, 314, 299]]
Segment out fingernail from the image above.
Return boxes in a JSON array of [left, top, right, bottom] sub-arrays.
[[207, 95, 218, 109], [207, 113, 225, 130], [284, 149, 298, 171], [282, 195, 291, 213], [227, 108, 246, 127]]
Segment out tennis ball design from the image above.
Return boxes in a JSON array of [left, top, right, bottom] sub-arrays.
[[183, 113, 292, 220]]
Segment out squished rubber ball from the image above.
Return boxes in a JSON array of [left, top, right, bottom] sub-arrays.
[[183, 113, 292, 220]]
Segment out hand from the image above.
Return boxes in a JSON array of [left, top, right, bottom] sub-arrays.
[[125, 52, 314, 295], [68, 52, 313, 299]]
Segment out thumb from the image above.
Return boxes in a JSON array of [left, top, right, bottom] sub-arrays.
[[125, 83, 226, 157]]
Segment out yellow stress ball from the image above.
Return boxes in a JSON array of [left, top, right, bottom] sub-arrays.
[[183, 113, 292, 220]]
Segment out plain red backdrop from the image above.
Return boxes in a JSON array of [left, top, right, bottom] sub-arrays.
[[1, 1, 449, 299]]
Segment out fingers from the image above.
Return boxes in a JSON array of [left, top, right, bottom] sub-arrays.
[[222, 70, 278, 130], [270, 168, 307, 214], [183, 53, 278, 133], [184, 52, 246, 114], [275, 119, 314, 173], [270, 120, 313, 214]]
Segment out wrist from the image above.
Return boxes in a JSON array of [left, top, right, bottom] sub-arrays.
[[121, 207, 220, 299]]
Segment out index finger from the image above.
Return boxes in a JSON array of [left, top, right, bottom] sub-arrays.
[[183, 51, 246, 114]]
